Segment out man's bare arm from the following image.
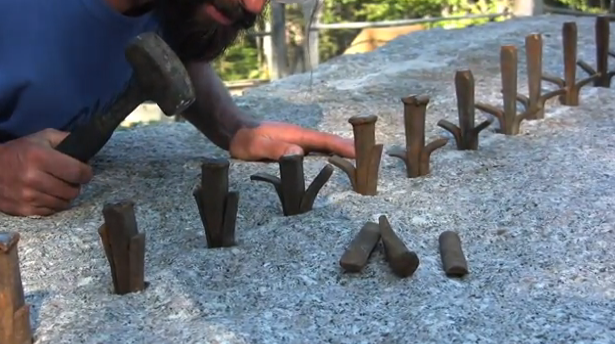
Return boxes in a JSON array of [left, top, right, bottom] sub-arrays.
[[181, 61, 259, 150]]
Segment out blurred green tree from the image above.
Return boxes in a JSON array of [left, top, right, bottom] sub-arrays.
[[213, 0, 603, 82]]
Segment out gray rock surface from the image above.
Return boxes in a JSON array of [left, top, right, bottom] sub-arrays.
[[2, 14, 615, 344]]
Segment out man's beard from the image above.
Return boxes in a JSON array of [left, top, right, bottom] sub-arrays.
[[154, 0, 258, 62]]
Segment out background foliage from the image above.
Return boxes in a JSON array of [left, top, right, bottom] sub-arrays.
[[212, 0, 606, 81]]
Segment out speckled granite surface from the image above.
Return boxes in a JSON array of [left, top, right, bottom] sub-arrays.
[[2, 14, 615, 344]]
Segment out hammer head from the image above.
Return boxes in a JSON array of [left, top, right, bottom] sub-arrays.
[[124, 32, 196, 116]]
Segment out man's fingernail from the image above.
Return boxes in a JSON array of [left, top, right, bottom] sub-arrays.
[[284, 147, 303, 156]]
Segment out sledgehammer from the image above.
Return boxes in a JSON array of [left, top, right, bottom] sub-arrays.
[[55, 32, 195, 163]]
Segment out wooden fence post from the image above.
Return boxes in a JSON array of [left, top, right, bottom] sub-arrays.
[[302, 0, 322, 71], [269, 2, 289, 80], [514, 0, 544, 16]]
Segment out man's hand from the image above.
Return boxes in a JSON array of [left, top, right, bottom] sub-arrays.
[[229, 121, 356, 161], [0, 129, 93, 216]]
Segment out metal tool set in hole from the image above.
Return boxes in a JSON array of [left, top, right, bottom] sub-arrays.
[[2, 17, 614, 343]]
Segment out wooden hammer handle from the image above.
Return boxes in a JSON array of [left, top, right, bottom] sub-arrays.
[[54, 81, 142, 163]]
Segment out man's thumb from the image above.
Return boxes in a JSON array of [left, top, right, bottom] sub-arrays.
[[259, 141, 304, 160], [38, 128, 70, 147]]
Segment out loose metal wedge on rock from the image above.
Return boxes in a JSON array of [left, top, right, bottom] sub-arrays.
[[379, 215, 420, 278], [339, 221, 381, 273], [438, 231, 469, 278]]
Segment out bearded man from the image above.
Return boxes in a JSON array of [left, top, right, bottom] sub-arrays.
[[0, 0, 355, 216]]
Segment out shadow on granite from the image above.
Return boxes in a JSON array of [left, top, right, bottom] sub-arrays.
[[26, 289, 51, 335], [32, 279, 253, 343]]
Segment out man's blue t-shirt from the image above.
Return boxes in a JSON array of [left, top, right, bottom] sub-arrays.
[[0, 0, 160, 142]]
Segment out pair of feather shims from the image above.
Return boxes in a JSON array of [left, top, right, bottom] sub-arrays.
[[338, 216, 419, 278]]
